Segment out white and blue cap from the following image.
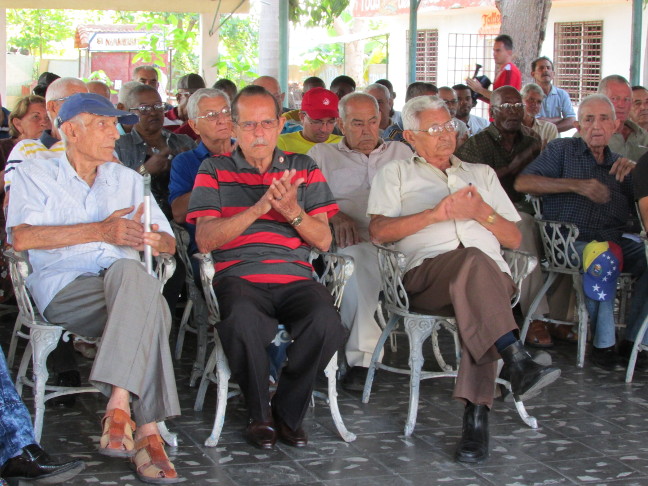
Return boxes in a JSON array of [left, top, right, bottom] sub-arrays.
[[56, 93, 139, 128]]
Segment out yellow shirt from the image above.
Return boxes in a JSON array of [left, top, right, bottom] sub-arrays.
[[277, 131, 342, 154]]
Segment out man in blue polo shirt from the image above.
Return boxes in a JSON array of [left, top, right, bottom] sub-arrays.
[[530, 56, 576, 133], [169, 88, 234, 254]]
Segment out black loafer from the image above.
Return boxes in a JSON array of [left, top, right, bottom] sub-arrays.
[[0, 444, 85, 484], [244, 420, 276, 450], [455, 403, 489, 463], [341, 366, 368, 393], [500, 341, 561, 400], [591, 345, 623, 371]]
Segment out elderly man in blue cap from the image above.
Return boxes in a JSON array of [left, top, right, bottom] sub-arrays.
[[6, 93, 181, 484]]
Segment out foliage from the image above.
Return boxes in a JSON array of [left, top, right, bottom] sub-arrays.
[[214, 15, 259, 86], [301, 43, 344, 73], [288, 0, 351, 27], [7, 9, 74, 58]]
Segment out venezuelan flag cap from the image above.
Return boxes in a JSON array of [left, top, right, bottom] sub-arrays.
[[582, 240, 623, 302]]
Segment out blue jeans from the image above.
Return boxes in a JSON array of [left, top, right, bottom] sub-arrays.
[[576, 238, 648, 348], [0, 346, 36, 466]]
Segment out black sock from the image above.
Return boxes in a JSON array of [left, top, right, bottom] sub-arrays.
[[494, 332, 517, 353]]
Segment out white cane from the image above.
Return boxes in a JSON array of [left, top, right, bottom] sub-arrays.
[[143, 173, 154, 276]]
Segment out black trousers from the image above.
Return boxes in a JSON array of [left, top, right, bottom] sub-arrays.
[[215, 276, 347, 430]]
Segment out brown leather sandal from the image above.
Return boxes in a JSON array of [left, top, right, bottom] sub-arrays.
[[99, 408, 136, 458], [132, 434, 180, 484]]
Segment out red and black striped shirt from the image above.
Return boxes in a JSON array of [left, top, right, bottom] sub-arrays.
[[187, 148, 339, 284]]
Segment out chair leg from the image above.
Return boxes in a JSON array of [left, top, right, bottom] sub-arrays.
[[362, 314, 399, 404], [6, 314, 24, 367], [521, 272, 557, 342], [205, 337, 231, 447], [174, 299, 193, 360], [573, 276, 589, 368], [157, 421, 178, 447], [404, 316, 434, 437], [626, 314, 648, 383], [30, 326, 63, 443], [190, 297, 209, 388], [323, 352, 356, 442], [194, 346, 218, 412]]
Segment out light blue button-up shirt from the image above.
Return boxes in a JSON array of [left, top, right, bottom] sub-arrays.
[[539, 85, 575, 119], [6, 154, 173, 314]]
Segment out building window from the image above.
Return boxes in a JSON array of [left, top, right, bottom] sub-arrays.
[[410, 29, 438, 84], [554, 21, 603, 104]]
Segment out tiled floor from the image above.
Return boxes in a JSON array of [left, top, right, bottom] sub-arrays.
[[2, 311, 648, 486]]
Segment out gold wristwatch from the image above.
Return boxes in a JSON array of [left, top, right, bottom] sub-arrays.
[[290, 210, 305, 227]]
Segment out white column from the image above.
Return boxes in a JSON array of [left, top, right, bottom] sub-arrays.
[[200, 13, 219, 88], [0, 9, 7, 102], [258, 0, 279, 77]]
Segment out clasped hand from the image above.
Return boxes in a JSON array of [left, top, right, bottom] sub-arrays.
[[258, 169, 305, 219], [436, 185, 486, 221], [100, 203, 164, 254]]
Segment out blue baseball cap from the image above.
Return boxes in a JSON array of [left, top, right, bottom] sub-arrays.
[[56, 93, 139, 128]]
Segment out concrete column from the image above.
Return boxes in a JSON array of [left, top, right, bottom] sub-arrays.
[[258, 0, 279, 78], [200, 13, 219, 88]]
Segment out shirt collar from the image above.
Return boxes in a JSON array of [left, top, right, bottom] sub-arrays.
[[56, 152, 116, 186], [230, 147, 291, 172], [576, 136, 616, 166], [411, 153, 469, 172], [131, 127, 173, 145], [40, 130, 61, 149], [337, 137, 386, 154], [624, 119, 645, 135]]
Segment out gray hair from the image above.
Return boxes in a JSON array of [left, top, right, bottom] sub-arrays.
[[133, 65, 158, 80], [187, 88, 230, 120], [45, 77, 87, 103], [364, 83, 390, 100], [59, 113, 87, 145], [401, 95, 449, 130], [521, 83, 545, 99], [578, 94, 617, 122], [124, 84, 159, 110], [598, 75, 630, 94], [118, 81, 141, 105], [338, 92, 379, 120]]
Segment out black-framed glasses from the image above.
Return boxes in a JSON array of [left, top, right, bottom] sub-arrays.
[[195, 108, 231, 122], [130, 103, 166, 114], [409, 120, 457, 136], [236, 119, 279, 131], [493, 103, 524, 111]]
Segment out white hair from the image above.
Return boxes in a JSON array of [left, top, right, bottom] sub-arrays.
[[45, 77, 87, 103], [578, 94, 617, 122], [521, 83, 545, 99], [401, 95, 449, 130], [187, 88, 230, 120], [364, 83, 390, 100], [338, 92, 379, 120], [118, 81, 141, 105]]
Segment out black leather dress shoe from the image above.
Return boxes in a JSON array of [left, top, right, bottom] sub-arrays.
[[0, 444, 85, 485], [244, 420, 276, 450], [455, 403, 489, 463], [273, 411, 307, 447], [341, 366, 369, 393], [50, 370, 81, 408], [500, 341, 561, 401]]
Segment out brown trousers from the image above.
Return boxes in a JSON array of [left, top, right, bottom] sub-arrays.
[[403, 247, 517, 407]]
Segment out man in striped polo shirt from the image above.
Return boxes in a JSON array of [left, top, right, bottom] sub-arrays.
[[187, 85, 347, 450]]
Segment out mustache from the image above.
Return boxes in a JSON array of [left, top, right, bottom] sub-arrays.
[[252, 137, 269, 146]]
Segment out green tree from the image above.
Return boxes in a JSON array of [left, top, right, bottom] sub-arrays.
[[7, 9, 73, 58], [215, 16, 259, 86], [289, 0, 350, 27]]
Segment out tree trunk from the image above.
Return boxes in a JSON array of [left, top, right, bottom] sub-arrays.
[[333, 17, 367, 87], [495, 0, 552, 85]]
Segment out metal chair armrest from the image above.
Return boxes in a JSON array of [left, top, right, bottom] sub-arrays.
[[309, 249, 355, 310], [4, 247, 37, 321], [536, 219, 581, 271], [195, 253, 220, 322], [373, 244, 410, 313], [502, 248, 538, 308], [155, 253, 176, 287]]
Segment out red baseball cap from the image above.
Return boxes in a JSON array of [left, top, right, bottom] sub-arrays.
[[301, 87, 339, 119]]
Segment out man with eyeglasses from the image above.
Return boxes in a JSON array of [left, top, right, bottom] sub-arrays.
[[277, 87, 342, 154], [367, 95, 560, 464], [438, 86, 469, 147], [456, 86, 552, 348], [164, 73, 206, 135], [169, 88, 234, 260], [187, 85, 347, 450], [308, 92, 413, 392]]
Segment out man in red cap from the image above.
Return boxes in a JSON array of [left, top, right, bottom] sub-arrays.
[[277, 87, 342, 154]]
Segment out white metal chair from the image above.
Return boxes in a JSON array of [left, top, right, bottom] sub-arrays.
[[5, 248, 178, 445], [171, 222, 211, 386], [362, 245, 540, 437], [193, 250, 357, 447]]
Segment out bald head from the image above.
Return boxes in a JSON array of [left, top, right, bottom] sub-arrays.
[[87, 81, 111, 99], [491, 86, 521, 106], [252, 76, 284, 106], [45, 77, 87, 103]]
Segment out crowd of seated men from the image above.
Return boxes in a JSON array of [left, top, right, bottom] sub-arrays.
[[0, 31, 647, 482]]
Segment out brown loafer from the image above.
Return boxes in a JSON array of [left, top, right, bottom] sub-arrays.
[[524, 320, 554, 348], [547, 323, 578, 343], [272, 410, 307, 448], [244, 420, 276, 450]]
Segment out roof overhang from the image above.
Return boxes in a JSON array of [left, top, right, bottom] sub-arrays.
[[5, 0, 248, 14]]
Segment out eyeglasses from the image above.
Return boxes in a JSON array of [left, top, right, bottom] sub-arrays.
[[443, 99, 458, 105], [130, 103, 166, 114], [304, 114, 336, 128], [493, 103, 524, 111], [409, 120, 457, 136], [195, 108, 231, 122], [51, 96, 71, 103], [236, 119, 279, 131]]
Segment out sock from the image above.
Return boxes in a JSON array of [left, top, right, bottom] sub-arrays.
[[494, 331, 517, 353]]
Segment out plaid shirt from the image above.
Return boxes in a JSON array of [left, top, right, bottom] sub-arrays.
[[521, 137, 634, 243]]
